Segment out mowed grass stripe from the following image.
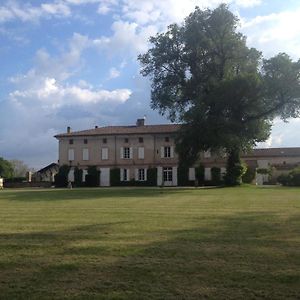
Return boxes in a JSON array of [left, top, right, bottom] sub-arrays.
[[0, 186, 299, 299]]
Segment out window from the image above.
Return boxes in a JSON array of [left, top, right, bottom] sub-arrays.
[[139, 137, 143, 143], [103, 138, 107, 144], [83, 148, 89, 161], [68, 149, 74, 161], [69, 139, 73, 145], [165, 137, 169, 142], [84, 139, 88, 144], [138, 147, 144, 159], [164, 146, 171, 158], [124, 138, 129, 143], [101, 148, 108, 160], [138, 168, 145, 181], [163, 167, 173, 182], [123, 147, 130, 159], [121, 168, 129, 181]]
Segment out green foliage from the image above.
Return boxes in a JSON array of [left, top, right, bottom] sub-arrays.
[[147, 168, 157, 186], [85, 166, 100, 187], [9, 160, 30, 178], [242, 166, 256, 184], [211, 167, 222, 186], [278, 168, 300, 186], [74, 167, 83, 187], [195, 165, 205, 185], [256, 168, 271, 175], [177, 166, 190, 186], [54, 165, 70, 187], [139, 4, 300, 185], [224, 150, 247, 186], [110, 168, 120, 186], [0, 157, 14, 179]]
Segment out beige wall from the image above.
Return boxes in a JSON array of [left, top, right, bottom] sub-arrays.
[[58, 133, 178, 169]]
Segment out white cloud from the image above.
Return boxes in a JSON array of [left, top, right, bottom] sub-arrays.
[[0, 1, 71, 24], [108, 67, 121, 79], [234, 0, 261, 8], [241, 8, 300, 58]]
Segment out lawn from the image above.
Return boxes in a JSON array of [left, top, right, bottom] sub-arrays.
[[0, 186, 299, 299]]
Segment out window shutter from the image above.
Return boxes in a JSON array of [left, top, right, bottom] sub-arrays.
[[101, 148, 108, 160], [83, 148, 89, 161], [138, 147, 144, 159], [144, 168, 147, 181], [170, 146, 174, 158], [157, 166, 162, 186], [188, 168, 195, 181], [120, 168, 124, 181], [135, 169, 138, 181], [161, 147, 164, 158], [172, 167, 178, 186], [68, 149, 74, 161], [127, 169, 130, 181], [130, 147, 133, 159], [120, 147, 124, 159], [204, 168, 211, 181]]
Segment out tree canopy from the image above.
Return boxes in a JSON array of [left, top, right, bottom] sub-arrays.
[[0, 157, 13, 179], [138, 4, 300, 184]]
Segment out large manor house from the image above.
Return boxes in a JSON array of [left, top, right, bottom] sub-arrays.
[[51, 118, 300, 186]]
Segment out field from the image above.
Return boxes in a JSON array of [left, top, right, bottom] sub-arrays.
[[0, 186, 300, 299]]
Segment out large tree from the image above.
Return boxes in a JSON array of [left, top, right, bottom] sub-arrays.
[[0, 157, 13, 179], [138, 4, 300, 185]]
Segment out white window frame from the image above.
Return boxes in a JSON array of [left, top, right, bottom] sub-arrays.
[[204, 150, 211, 158], [138, 168, 146, 181], [122, 147, 132, 159], [121, 168, 130, 181], [101, 148, 108, 160], [163, 167, 173, 182]]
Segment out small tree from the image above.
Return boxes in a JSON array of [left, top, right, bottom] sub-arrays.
[[54, 165, 70, 187], [85, 166, 100, 187], [74, 167, 83, 187], [195, 165, 205, 185], [211, 167, 221, 185]]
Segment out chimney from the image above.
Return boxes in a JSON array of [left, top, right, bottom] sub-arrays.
[[136, 118, 145, 127], [67, 126, 71, 133], [95, 126, 98, 129]]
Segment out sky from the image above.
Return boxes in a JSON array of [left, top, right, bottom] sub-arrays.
[[1, 0, 300, 169]]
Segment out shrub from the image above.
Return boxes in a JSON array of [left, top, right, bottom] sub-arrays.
[[147, 168, 157, 186], [242, 166, 256, 184], [195, 165, 205, 185], [110, 168, 120, 186], [177, 166, 189, 186], [211, 167, 221, 185], [74, 167, 83, 187], [85, 166, 100, 187], [277, 167, 300, 186], [54, 165, 70, 187]]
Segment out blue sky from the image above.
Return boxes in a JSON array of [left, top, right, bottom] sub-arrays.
[[1, 0, 300, 169]]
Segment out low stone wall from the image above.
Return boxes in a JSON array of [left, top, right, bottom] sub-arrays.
[[3, 182, 53, 188]]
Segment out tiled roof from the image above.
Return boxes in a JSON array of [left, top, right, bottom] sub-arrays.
[[244, 147, 300, 157], [55, 124, 181, 138]]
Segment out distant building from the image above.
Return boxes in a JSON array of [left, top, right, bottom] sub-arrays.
[[34, 163, 59, 183], [54, 119, 300, 186]]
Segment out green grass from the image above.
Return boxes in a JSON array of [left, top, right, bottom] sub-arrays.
[[0, 186, 300, 299]]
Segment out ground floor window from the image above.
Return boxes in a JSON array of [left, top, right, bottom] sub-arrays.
[[122, 168, 129, 181], [163, 167, 173, 182], [138, 168, 145, 181]]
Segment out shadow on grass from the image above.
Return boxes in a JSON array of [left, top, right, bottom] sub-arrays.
[[3, 187, 220, 202], [0, 213, 299, 299]]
